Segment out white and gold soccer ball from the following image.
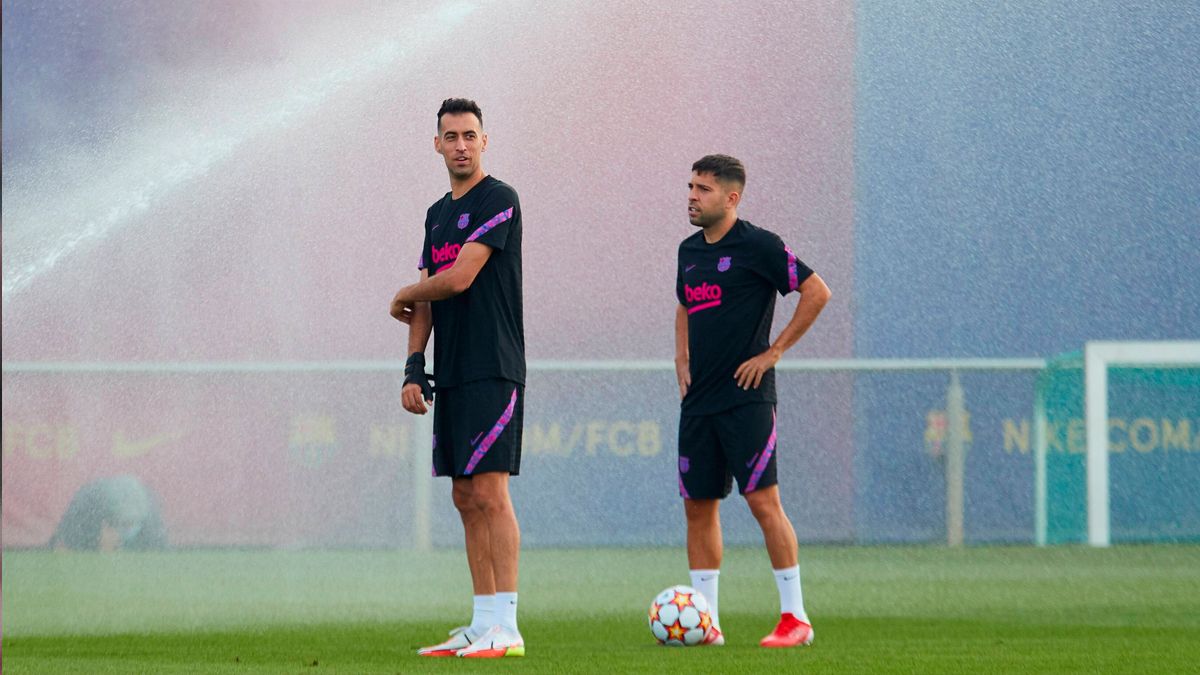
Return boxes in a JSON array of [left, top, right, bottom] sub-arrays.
[[648, 585, 712, 646]]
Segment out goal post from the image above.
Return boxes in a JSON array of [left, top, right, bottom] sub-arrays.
[[1085, 341, 1200, 547], [1035, 341, 1200, 547]]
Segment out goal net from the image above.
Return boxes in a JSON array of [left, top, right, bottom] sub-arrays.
[[1035, 341, 1200, 546]]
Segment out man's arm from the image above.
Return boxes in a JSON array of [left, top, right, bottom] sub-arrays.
[[406, 298, 432, 356], [733, 272, 831, 390], [675, 303, 691, 399], [400, 270, 434, 414], [390, 242, 494, 318]]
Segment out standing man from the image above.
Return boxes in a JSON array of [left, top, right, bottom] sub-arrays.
[[391, 98, 525, 659], [674, 154, 831, 648]]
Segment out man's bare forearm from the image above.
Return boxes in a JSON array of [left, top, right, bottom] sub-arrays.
[[396, 270, 469, 304], [769, 273, 831, 356], [407, 302, 432, 356]]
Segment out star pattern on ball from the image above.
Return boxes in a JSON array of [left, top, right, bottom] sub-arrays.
[[671, 591, 692, 610], [668, 624, 686, 641]]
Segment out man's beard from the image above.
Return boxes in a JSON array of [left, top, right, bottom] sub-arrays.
[[448, 161, 476, 178]]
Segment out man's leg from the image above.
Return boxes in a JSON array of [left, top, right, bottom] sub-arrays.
[[420, 387, 491, 658], [453, 478, 496, 636], [453, 478, 496, 596], [457, 471, 524, 658], [685, 497, 725, 644], [744, 485, 797, 569], [685, 498, 722, 570], [419, 478, 495, 657], [680, 410, 727, 645], [745, 485, 813, 647], [469, 472, 520, 593]]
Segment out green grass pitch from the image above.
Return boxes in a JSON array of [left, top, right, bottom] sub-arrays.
[[4, 545, 1199, 673]]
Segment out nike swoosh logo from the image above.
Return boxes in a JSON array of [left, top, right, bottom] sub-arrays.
[[432, 223, 442, 230], [112, 430, 183, 458], [699, 576, 716, 582], [783, 575, 798, 581], [685, 264, 697, 272]]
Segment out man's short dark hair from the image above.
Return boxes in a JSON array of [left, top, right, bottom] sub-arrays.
[[437, 98, 483, 131], [692, 154, 746, 190]]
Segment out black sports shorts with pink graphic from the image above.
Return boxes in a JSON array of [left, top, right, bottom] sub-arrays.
[[678, 403, 778, 499], [432, 379, 524, 478]]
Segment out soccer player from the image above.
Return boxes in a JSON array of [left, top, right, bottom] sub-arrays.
[[674, 154, 831, 648], [390, 98, 526, 659]]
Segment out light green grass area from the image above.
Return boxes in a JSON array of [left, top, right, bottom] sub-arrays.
[[4, 546, 1200, 673]]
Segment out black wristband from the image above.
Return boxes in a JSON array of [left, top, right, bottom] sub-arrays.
[[404, 353, 434, 401]]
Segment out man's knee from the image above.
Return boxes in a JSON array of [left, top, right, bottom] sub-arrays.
[[684, 498, 720, 523], [469, 474, 511, 515], [451, 480, 476, 513], [744, 488, 784, 523]]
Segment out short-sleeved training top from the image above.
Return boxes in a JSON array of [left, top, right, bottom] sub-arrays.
[[418, 175, 525, 388], [676, 219, 813, 416]]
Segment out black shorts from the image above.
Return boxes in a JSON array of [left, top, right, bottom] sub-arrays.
[[678, 403, 778, 499], [432, 379, 524, 478]]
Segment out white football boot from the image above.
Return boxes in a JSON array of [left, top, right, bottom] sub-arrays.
[[456, 624, 525, 658], [701, 625, 726, 646], [417, 627, 477, 657]]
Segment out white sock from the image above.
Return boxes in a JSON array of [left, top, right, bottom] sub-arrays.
[[689, 569, 721, 629], [469, 595, 494, 636], [495, 592, 519, 633], [773, 565, 809, 623]]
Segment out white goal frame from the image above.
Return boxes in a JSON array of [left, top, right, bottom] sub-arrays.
[[1083, 341, 1200, 547]]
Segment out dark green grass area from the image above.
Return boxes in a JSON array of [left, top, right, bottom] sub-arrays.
[[5, 546, 1200, 673]]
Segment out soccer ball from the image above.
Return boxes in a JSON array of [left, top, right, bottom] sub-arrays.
[[648, 585, 712, 646]]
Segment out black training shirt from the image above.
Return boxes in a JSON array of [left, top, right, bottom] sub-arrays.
[[418, 176, 525, 388], [676, 219, 813, 416]]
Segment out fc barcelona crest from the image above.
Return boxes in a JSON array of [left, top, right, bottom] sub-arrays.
[[717, 256, 732, 272]]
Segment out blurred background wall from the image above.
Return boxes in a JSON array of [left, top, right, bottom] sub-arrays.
[[3, 1, 1196, 548]]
